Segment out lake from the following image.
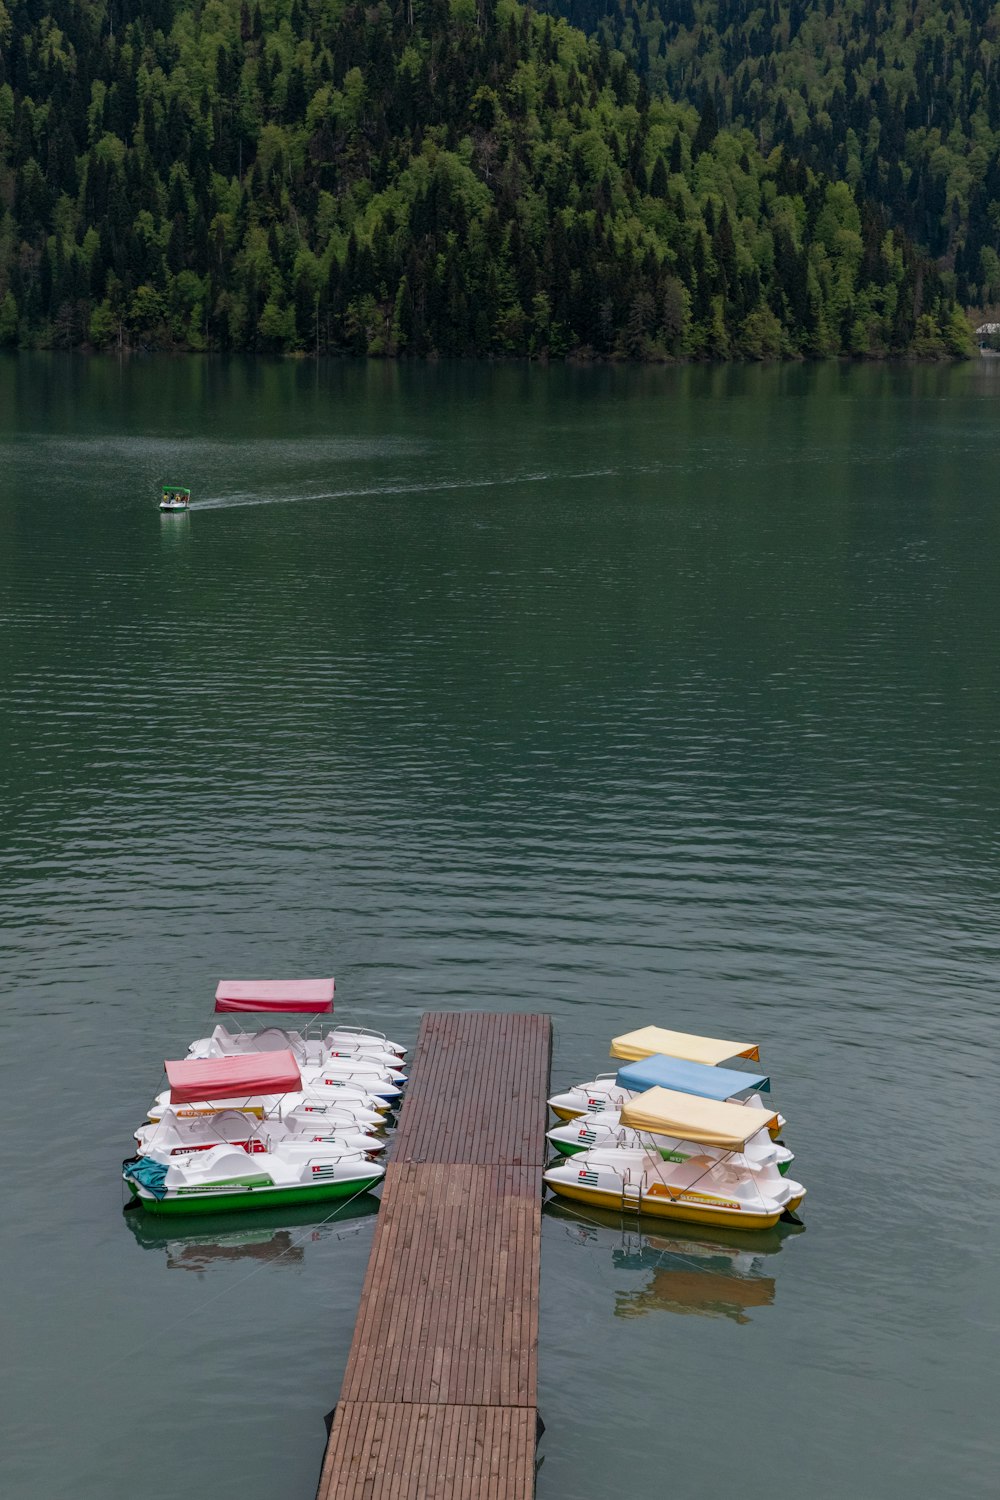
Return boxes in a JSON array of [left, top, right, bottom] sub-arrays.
[[1, 353, 997, 1499]]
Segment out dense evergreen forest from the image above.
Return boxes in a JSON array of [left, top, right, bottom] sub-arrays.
[[0, 0, 973, 357], [546, 0, 1000, 309]]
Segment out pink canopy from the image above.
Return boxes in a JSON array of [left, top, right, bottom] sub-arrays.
[[214, 978, 335, 1014], [165, 1050, 302, 1103]]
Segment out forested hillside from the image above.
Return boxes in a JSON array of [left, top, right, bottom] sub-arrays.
[[0, 0, 972, 356], [545, 0, 1000, 308]]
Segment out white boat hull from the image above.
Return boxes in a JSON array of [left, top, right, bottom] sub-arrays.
[[547, 1111, 793, 1171], [135, 1107, 385, 1162], [187, 1023, 405, 1069], [549, 1079, 786, 1135], [147, 1083, 392, 1123]]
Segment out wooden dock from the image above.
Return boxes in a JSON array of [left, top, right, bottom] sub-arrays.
[[316, 1011, 552, 1500]]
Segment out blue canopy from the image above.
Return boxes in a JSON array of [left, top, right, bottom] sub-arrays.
[[616, 1054, 770, 1099]]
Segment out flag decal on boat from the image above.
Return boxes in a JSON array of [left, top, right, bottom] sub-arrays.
[[578, 1169, 599, 1185], [311, 1164, 337, 1176]]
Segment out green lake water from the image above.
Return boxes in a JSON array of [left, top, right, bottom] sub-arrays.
[[1, 353, 997, 1498]]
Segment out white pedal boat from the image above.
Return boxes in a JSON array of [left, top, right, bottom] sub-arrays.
[[546, 1109, 794, 1174], [162, 1056, 408, 1105], [548, 1078, 785, 1137], [544, 1087, 806, 1233], [294, 1058, 406, 1098], [209, 979, 405, 1059], [147, 1082, 392, 1123], [146, 1047, 394, 1125], [135, 1107, 385, 1162], [187, 1023, 405, 1071], [124, 1142, 384, 1216]]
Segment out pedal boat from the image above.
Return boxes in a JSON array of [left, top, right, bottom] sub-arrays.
[[544, 1087, 805, 1233], [293, 1057, 406, 1096], [547, 1108, 794, 1174], [160, 485, 190, 511], [147, 1081, 393, 1123], [204, 977, 406, 1061], [126, 1049, 386, 1215], [145, 1047, 394, 1128], [182, 1052, 408, 1102], [549, 1080, 785, 1138], [135, 1107, 386, 1162], [609, 1025, 761, 1066], [124, 1142, 384, 1215], [188, 1022, 405, 1069]]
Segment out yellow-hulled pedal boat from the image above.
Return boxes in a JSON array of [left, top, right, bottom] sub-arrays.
[[544, 1086, 806, 1233]]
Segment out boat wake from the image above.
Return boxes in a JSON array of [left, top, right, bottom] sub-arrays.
[[190, 466, 620, 510]]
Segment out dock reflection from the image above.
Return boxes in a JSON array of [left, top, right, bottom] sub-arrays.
[[545, 1199, 802, 1324], [123, 1193, 381, 1272]]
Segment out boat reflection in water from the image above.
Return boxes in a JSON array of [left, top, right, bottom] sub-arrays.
[[545, 1199, 802, 1325], [159, 508, 190, 540], [123, 1192, 381, 1273]]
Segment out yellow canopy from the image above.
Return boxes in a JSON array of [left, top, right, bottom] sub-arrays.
[[620, 1087, 779, 1150], [610, 1025, 760, 1066]]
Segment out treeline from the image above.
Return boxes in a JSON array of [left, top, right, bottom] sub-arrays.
[[0, 0, 972, 358], [543, 0, 1000, 308]]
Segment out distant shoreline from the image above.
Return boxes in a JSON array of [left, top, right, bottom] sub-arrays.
[[0, 346, 975, 366]]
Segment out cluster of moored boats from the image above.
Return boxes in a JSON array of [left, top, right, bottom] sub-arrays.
[[543, 1025, 807, 1232], [123, 979, 407, 1216]]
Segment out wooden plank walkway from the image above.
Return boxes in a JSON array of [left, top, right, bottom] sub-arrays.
[[317, 1011, 552, 1500]]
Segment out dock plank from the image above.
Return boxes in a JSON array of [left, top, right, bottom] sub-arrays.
[[317, 1404, 536, 1500], [317, 1011, 550, 1500]]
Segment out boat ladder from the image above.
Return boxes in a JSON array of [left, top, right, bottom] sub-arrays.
[[621, 1178, 643, 1214]]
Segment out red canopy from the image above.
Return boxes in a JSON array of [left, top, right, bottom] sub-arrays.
[[165, 1050, 302, 1103], [214, 978, 335, 1014]]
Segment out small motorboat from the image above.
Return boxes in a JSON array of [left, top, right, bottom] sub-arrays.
[[546, 1108, 794, 1174], [159, 485, 190, 511], [124, 1142, 384, 1215], [135, 1107, 386, 1162], [544, 1087, 805, 1233]]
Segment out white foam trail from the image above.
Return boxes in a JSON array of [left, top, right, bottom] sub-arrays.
[[191, 467, 620, 510]]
